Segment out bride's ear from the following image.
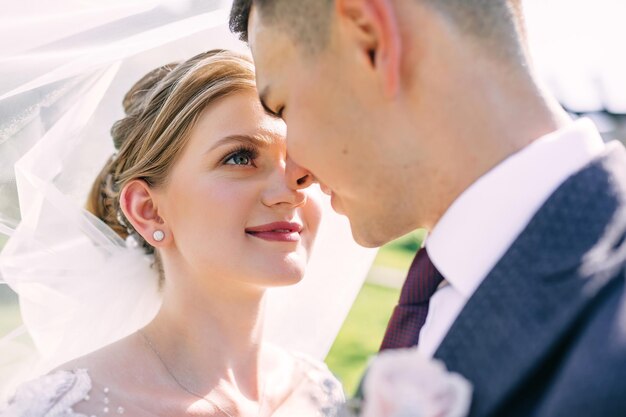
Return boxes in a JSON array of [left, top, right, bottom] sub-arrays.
[[120, 180, 169, 246]]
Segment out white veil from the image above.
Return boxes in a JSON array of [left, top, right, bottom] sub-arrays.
[[0, 0, 377, 401]]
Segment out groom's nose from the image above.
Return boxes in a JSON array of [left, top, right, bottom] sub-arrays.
[[285, 156, 315, 190]]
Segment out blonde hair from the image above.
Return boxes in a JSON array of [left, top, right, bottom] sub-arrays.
[[87, 50, 256, 262]]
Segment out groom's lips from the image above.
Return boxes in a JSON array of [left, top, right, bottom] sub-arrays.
[[320, 183, 345, 215], [245, 222, 302, 242]]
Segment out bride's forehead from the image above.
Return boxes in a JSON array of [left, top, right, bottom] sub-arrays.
[[191, 105, 286, 142], [192, 91, 270, 124]]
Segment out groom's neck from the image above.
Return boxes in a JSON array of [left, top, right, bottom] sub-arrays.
[[401, 26, 571, 230]]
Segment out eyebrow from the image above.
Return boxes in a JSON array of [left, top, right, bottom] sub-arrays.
[[207, 134, 273, 154], [259, 86, 281, 118]]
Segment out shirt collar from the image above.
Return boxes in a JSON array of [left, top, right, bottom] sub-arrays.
[[425, 118, 606, 299]]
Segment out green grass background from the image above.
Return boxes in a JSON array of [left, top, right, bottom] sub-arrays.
[[325, 230, 423, 393], [325, 283, 399, 394]]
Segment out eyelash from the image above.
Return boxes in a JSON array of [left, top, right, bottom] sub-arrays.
[[222, 145, 259, 167]]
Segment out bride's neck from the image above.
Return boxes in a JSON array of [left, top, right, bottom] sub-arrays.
[[143, 271, 268, 400]]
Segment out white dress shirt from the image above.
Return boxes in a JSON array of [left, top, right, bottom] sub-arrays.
[[419, 118, 607, 358]]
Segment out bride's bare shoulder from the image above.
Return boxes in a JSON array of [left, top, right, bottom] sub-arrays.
[[47, 333, 156, 416], [53, 333, 144, 377], [52, 332, 158, 394], [4, 334, 142, 407]]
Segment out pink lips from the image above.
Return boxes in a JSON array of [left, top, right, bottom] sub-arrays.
[[245, 222, 303, 243]]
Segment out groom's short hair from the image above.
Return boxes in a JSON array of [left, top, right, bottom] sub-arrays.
[[230, 0, 523, 57], [230, 0, 333, 48]]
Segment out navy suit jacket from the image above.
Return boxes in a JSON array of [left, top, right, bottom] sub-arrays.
[[433, 142, 626, 416]]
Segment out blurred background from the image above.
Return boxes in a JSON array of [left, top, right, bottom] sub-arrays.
[[1, 0, 625, 395]]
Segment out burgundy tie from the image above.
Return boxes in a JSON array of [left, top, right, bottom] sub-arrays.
[[380, 247, 444, 350]]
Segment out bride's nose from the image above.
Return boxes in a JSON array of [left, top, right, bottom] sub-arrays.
[[261, 158, 314, 208]]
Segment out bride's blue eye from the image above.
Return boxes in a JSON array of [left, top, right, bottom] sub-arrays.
[[223, 147, 257, 166], [226, 153, 251, 165]]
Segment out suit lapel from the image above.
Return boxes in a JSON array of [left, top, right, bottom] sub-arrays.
[[434, 143, 626, 417]]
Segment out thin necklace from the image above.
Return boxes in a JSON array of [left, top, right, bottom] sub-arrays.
[[139, 330, 236, 417]]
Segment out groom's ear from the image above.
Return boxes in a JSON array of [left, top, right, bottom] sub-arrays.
[[120, 179, 168, 246], [335, 0, 401, 98]]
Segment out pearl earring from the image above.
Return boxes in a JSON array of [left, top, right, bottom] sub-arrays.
[[153, 230, 165, 242]]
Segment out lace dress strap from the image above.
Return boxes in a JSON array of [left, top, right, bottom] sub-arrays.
[[290, 352, 346, 416], [1, 369, 91, 417]]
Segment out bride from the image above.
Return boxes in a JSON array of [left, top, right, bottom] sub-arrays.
[[1, 49, 344, 416]]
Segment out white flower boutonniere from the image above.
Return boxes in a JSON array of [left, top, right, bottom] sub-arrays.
[[359, 348, 473, 417]]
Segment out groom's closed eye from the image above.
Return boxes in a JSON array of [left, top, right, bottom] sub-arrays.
[[259, 88, 285, 119]]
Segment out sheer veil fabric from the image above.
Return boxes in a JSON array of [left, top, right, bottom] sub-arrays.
[[0, 0, 377, 402]]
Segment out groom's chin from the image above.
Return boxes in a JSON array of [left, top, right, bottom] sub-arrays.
[[349, 223, 389, 249], [350, 216, 418, 249]]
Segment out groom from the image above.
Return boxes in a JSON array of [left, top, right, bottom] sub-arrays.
[[230, 0, 626, 416]]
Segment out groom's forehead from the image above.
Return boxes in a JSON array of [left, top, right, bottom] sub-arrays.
[[248, 10, 300, 85]]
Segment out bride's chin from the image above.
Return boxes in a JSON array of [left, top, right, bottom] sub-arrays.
[[262, 273, 305, 288], [260, 258, 307, 287]]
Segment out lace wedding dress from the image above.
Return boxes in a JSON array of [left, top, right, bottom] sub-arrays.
[[1, 352, 345, 417]]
